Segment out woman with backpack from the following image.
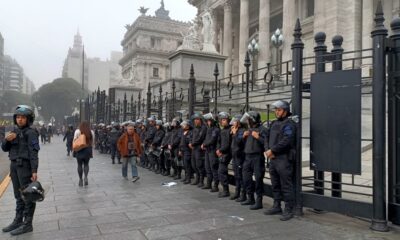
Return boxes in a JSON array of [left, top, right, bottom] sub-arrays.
[[73, 121, 95, 187]]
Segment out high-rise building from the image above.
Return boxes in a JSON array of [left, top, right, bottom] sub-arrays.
[[0, 33, 4, 92], [22, 76, 36, 95], [62, 32, 122, 92], [2, 55, 24, 92]]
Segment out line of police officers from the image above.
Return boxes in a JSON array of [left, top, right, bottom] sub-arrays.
[[93, 100, 296, 221]]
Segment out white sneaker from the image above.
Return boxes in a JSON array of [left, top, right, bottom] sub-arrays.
[[132, 176, 140, 182]]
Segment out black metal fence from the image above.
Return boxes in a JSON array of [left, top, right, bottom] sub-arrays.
[[77, 1, 400, 231]]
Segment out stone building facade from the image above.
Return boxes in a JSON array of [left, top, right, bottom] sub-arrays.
[[118, 1, 190, 91], [188, 0, 400, 78]]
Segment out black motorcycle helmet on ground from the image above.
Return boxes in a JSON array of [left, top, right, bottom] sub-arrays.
[[13, 105, 35, 126], [20, 181, 45, 202]]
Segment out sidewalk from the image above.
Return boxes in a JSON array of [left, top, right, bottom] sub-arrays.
[[0, 136, 399, 240]]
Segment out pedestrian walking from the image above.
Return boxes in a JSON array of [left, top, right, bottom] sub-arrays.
[[117, 123, 142, 182], [73, 121, 94, 187], [63, 124, 74, 156]]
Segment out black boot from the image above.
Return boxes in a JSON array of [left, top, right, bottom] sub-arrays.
[[264, 201, 282, 215], [197, 176, 204, 188], [183, 174, 191, 184], [230, 188, 240, 200], [250, 196, 263, 210], [280, 206, 294, 221], [236, 190, 247, 202], [191, 175, 199, 185], [210, 181, 219, 192], [162, 169, 170, 176], [218, 185, 230, 198], [202, 179, 212, 189], [174, 170, 182, 180], [241, 194, 255, 206], [10, 217, 33, 236], [2, 214, 23, 232], [112, 159, 115, 164], [118, 159, 122, 164]]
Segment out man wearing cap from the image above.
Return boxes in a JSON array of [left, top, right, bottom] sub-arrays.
[[152, 120, 165, 174], [145, 116, 157, 170], [216, 112, 232, 198], [264, 100, 296, 221]]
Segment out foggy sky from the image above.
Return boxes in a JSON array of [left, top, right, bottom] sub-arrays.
[[0, 0, 197, 89]]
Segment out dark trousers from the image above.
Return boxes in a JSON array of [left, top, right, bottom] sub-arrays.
[[66, 142, 73, 154], [243, 153, 265, 197], [10, 160, 36, 218], [77, 157, 90, 179], [192, 147, 205, 178], [40, 135, 46, 144], [164, 153, 171, 171], [110, 144, 120, 161], [183, 153, 192, 178], [159, 152, 165, 171], [204, 149, 218, 183], [269, 158, 294, 207], [218, 155, 231, 187], [232, 151, 245, 190]]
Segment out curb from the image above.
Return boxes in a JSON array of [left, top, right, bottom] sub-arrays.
[[0, 173, 10, 199]]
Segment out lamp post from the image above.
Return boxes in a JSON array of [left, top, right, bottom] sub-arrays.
[[247, 38, 259, 85], [271, 28, 284, 74]]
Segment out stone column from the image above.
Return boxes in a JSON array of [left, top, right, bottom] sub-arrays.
[[223, 0, 233, 77], [362, 0, 373, 66], [239, 0, 249, 74], [258, 0, 270, 69], [282, 0, 297, 62], [211, 9, 219, 52]]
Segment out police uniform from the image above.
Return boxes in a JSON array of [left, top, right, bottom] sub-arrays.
[[242, 124, 267, 210], [179, 127, 193, 184], [202, 124, 220, 190], [152, 126, 165, 174], [169, 126, 183, 179], [217, 124, 232, 197], [161, 127, 172, 176], [231, 127, 246, 201], [1, 105, 40, 235], [265, 117, 296, 217], [108, 127, 122, 164], [190, 123, 207, 186], [145, 124, 156, 169]]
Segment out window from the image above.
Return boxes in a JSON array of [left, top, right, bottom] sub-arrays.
[[151, 37, 161, 48], [151, 37, 155, 48], [306, 0, 314, 18], [153, 67, 159, 78]]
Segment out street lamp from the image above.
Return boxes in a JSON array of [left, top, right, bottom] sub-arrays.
[[271, 28, 284, 74], [247, 38, 259, 85]]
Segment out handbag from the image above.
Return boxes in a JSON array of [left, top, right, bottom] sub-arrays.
[[73, 134, 87, 152]]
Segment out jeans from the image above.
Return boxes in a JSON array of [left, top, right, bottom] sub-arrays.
[[122, 156, 138, 178]]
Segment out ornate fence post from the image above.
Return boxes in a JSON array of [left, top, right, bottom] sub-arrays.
[[96, 88, 100, 123], [147, 83, 151, 118], [244, 52, 251, 112], [371, 1, 389, 232], [188, 64, 196, 116], [313, 32, 327, 198], [388, 15, 400, 227], [172, 80, 176, 120], [130, 95, 134, 121], [158, 85, 163, 120], [331, 35, 344, 198], [291, 19, 304, 216], [203, 89, 210, 113], [214, 63, 219, 114], [123, 93, 127, 122], [138, 91, 141, 118]]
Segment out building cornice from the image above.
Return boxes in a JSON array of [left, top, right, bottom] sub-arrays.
[[168, 49, 227, 61], [119, 47, 175, 66]]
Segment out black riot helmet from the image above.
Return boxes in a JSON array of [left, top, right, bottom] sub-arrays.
[[240, 111, 261, 126], [171, 118, 181, 127], [271, 100, 291, 113], [191, 113, 203, 121], [20, 181, 45, 202], [13, 105, 35, 126]]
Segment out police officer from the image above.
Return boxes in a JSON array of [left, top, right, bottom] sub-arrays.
[[241, 111, 267, 210], [161, 122, 172, 176], [230, 115, 247, 202], [139, 119, 147, 167], [152, 120, 165, 174], [264, 100, 296, 221], [189, 113, 207, 187], [201, 113, 220, 191], [179, 120, 193, 184], [216, 112, 232, 198], [109, 123, 122, 164], [145, 117, 157, 170], [169, 118, 183, 179], [1, 105, 40, 235]]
